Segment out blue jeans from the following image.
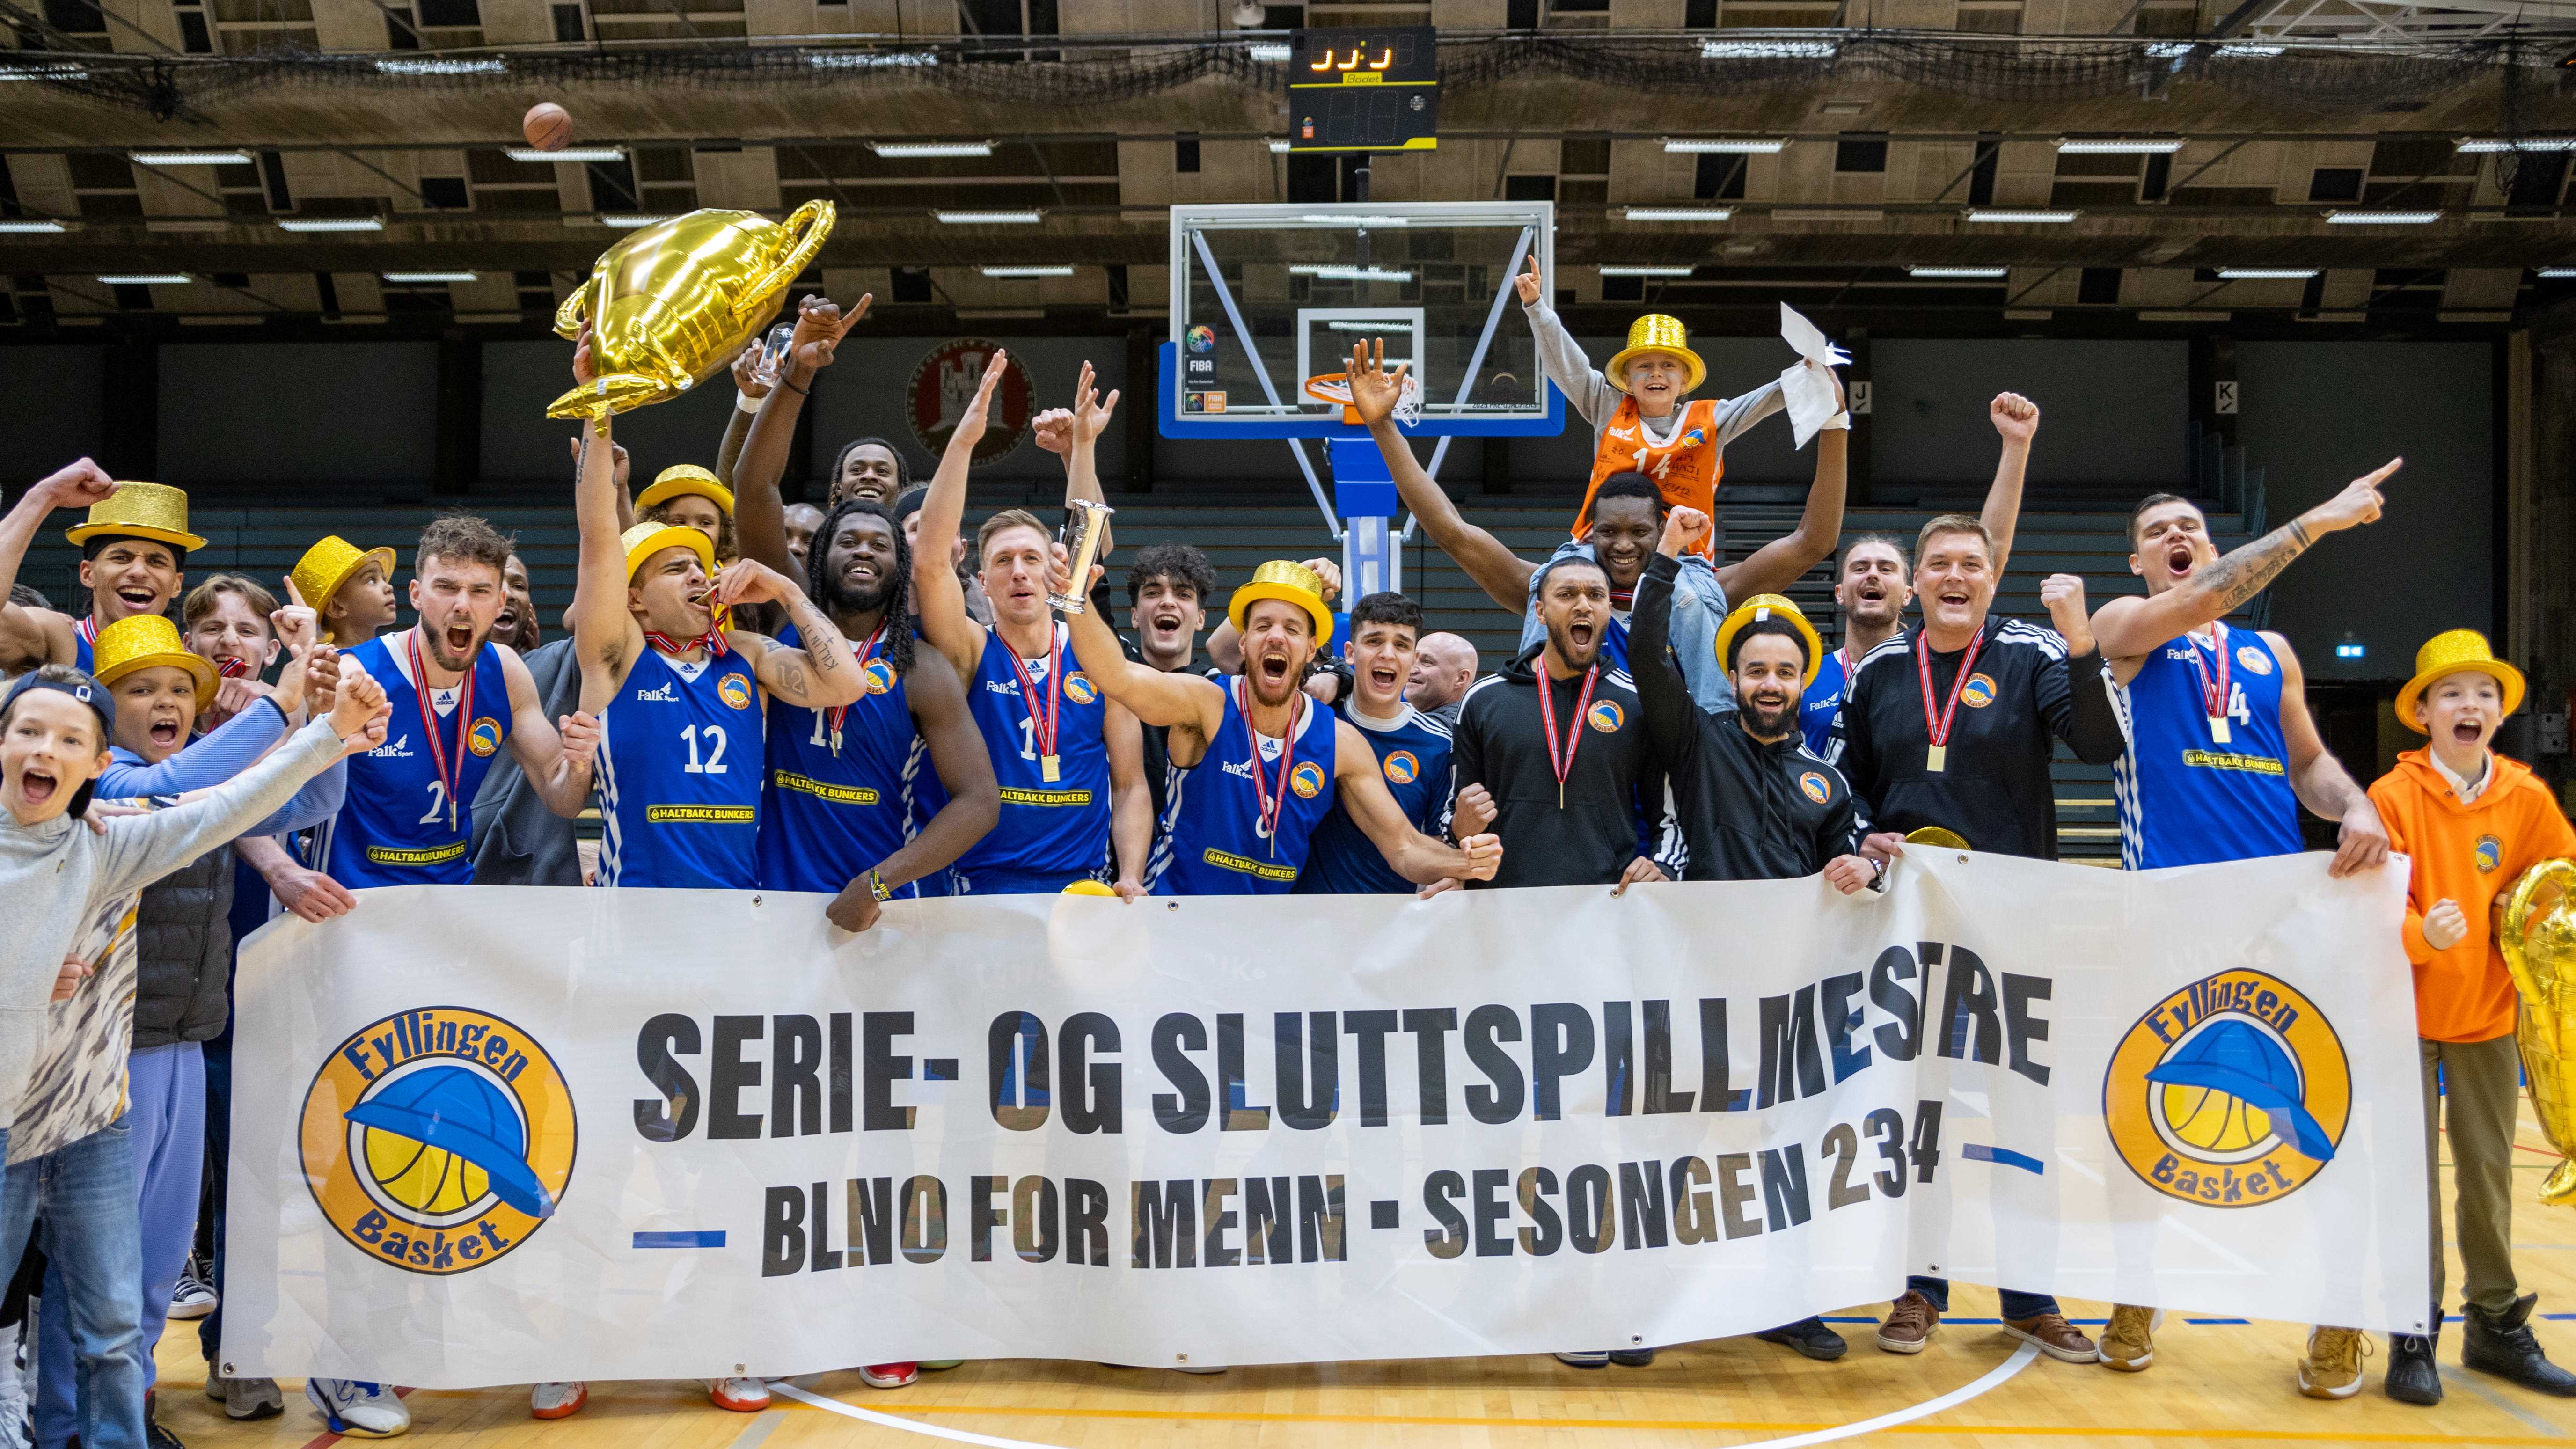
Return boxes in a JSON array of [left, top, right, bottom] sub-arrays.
[[1907, 1274, 2060, 1322], [2, 1119, 148, 1449]]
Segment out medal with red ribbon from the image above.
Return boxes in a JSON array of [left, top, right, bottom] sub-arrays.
[[2188, 619, 2232, 745], [1006, 626, 1066, 783], [1535, 662, 1600, 810], [408, 627, 475, 833], [642, 628, 729, 659], [1235, 676, 1305, 857], [1915, 626, 1985, 775], [77, 616, 97, 652], [215, 656, 248, 679], [825, 620, 887, 756]]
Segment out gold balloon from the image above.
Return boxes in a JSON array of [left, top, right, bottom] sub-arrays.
[[546, 201, 835, 422], [2500, 857, 2576, 1207], [1905, 826, 1970, 852]]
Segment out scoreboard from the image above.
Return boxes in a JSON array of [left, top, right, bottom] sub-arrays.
[[1285, 25, 1438, 154]]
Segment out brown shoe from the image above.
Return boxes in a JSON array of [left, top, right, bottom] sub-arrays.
[[2097, 1305, 2162, 1371], [1876, 1291, 1940, 1354], [2004, 1313, 2098, 1363]]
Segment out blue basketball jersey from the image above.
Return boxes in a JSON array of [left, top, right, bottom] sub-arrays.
[[2112, 624, 2303, 870], [1801, 647, 1857, 763], [73, 624, 91, 675], [596, 646, 762, 889], [1149, 680, 1339, 896], [1294, 702, 1451, 896], [310, 632, 512, 886], [754, 622, 921, 896], [952, 623, 1113, 894]]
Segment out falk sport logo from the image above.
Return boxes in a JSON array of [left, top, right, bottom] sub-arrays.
[[1383, 749, 1420, 785], [2235, 645, 2274, 676], [1063, 672, 1099, 706], [718, 673, 754, 710], [1960, 673, 1998, 709], [301, 1007, 577, 1275], [2477, 834, 2504, 873], [861, 658, 897, 696], [2103, 970, 2348, 1208], [1587, 700, 1625, 733], [1289, 760, 1327, 799], [1798, 770, 1831, 805], [464, 717, 502, 758]]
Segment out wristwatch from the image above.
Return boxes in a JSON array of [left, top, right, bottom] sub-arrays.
[[867, 869, 893, 902]]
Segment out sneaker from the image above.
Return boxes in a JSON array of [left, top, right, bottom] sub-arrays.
[[305, 1379, 409, 1438], [2462, 1294, 2576, 1397], [2298, 1326, 2371, 1399], [1607, 1348, 1657, 1368], [918, 1361, 962, 1371], [167, 1258, 217, 1322], [1876, 1292, 1940, 1354], [2097, 1305, 2164, 1372], [2385, 1329, 2442, 1405], [143, 1390, 184, 1449], [1754, 1317, 1849, 1361], [708, 1377, 769, 1412], [529, 1383, 588, 1420], [2002, 1313, 2097, 1364], [858, 1364, 917, 1390], [208, 1375, 283, 1420], [1552, 1351, 1610, 1368]]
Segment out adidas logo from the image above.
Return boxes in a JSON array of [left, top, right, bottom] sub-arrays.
[[633, 682, 679, 703]]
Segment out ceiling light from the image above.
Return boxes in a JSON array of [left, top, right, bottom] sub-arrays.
[[98, 273, 189, 285], [1298, 213, 1409, 227], [809, 50, 937, 67], [1701, 38, 1836, 58], [2458, 136, 2576, 154], [131, 150, 253, 166], [599, 213, 671, 227], [383, 270, 479, 282], [375, 56, 503, 74], [1269, 140, 1293, 153], [1248, 42, 1290, 61], [2214, 43, 2283, 57], [1910, 266, 2007, 278], [506, 145, 623, 162], [2217, 267, 2320, 279], [935, 209, 1042, 224], [2541, 267, 2576, 278], [1967, 208, 2077, 223], [0, 61, 86, 80], [1599, 265, 1697, 277], [1623, 206, 1733, 221], [1325, 320, 1415, 331], [0, 219, 67, 233], [869, 140, 993, 157], [2144, 41, 2195, 57], [2055, 137, 2186, 154], [278, 216, 384, 231], [980, 265, 1072, 277], [2327, 209, 2440, 224], [1663, 138, 1787, 154], [1289, 264, 1413, 281]]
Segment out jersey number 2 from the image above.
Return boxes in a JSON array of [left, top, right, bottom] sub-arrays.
[[683, 724, 729, 774], [417, 781, 447, 825]]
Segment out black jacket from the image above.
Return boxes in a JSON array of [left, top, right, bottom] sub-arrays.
[[133, 844, 234, 1048], [1840, 614, 2125, 860], [470, 637, 584, 887], [1452, 642, 1675, 889], [1632, 555, 1865, 881]]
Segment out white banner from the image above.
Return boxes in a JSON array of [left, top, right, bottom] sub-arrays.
[[221, 853, 2432, 1387]]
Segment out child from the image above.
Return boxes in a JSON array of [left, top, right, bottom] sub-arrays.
[[2351, 628, 2576, 1406], [288, 536, 398, 650]]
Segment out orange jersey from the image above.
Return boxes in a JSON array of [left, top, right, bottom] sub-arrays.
[[1574, 396, 1725, 562]]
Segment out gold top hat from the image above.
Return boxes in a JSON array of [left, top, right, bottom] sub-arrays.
[[1228, 560, 1335, 647], [1714, 593, 1824, 687], [289, 535, 396, 619], [65, 482, 208, 555], [91, 614, 215, 711], [620, 520, 714, 583], [1603, 314, 1707, 397], [636, 464, 735, 518], [2397, 628, 2525, 731]]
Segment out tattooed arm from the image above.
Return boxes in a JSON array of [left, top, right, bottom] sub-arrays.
[[711, 559, 867, 709]]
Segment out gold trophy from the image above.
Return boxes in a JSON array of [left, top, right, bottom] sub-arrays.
[[547, 202, 836, 422], [1049, 500, 1115, 614], [2500, 858, 2576, 1207]]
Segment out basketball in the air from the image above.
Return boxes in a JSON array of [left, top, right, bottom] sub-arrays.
[[522, 102, 573, 152]]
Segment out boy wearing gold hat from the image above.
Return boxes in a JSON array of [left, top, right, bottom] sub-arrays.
[[0, 460, 204, 675], [288, 535, 398, 650], [2340, 630, 2576, 1406]]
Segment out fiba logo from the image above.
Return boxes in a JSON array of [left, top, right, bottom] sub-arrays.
[[1064, 673, 1099, 705], [1185, 324, 1217, 354], [465, 717, 502, 757], [2102, 970, 2348, 1208], [1383, 750, 1420, 785], [301, 1007, 577, 1275]]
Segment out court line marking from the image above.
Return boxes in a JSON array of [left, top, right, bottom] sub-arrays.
[[725, 1408, 792, 1449], [2439, 1366, 2571, 1439], [771, 1344, 2039, 1449]]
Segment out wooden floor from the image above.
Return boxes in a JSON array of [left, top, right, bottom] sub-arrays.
[[160, 1102, 2576, 1449]]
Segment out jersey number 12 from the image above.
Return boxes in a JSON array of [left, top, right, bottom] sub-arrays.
[[682, 724, 729, 774]]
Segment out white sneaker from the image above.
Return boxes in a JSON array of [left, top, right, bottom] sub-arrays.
[[707, 1377, 769, 1412], [306, 1378, 410, 1437], [168, 1257, 218, 1321], [530, 1382, 588, 1419]]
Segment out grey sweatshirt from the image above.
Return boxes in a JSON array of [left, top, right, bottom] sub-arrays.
[[0, 716, 348, 1133], [1522, 298, 1785, 460]]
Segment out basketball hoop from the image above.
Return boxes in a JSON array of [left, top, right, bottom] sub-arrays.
[[1302, 371, 1421, 426]]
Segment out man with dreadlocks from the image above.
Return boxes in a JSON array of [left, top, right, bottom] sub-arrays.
[[755, 497, 998, 933]]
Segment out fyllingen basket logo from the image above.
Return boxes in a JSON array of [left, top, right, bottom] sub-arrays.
[[301, 1007, 578, 1274], [2103, 970, 2349, 1208]]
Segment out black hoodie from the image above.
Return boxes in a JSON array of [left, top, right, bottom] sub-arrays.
[[1451, 641, 1677, 890]]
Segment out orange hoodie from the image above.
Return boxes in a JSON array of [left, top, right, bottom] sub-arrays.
[[2367, 747, 2576, 1042]]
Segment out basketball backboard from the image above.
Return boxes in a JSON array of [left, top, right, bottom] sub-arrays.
[[1164, 201, 1558, 437]]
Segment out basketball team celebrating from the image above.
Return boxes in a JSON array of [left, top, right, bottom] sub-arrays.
[[0, 253, 2565, 1449]]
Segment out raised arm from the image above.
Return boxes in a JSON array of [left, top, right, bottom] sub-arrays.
[[496, 644, 599, 818], [1516, 259, 1622, 431], [914, 350, 1007, 679], [1334, 718, 1502, 888], [715, 559, 865, 710], [1348, 339, 1534, 615], [1982, 393, 2037, 572], [823, 646, 998, 931], [1718, 370, 1847, 600], [736, 295, 868, 590], [2036, 576, 2127, 768], [1061, 361, 1119, 556], [2270, 634, 2389, 878], [2092, 460, 2398, 675], [0, 460, 108, 669], [1631, 523, 1702, 767], [94, 696, 287, 800], [712, 346, 769, 488], [570, 338, 648, 713]]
